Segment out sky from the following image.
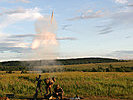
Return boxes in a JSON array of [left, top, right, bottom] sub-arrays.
[[0, 0, 133, 61]]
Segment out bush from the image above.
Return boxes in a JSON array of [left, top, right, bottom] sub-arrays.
[[21, 70, 28, 74], [6, 70, 13, 74], [91, 68, 97, 72]]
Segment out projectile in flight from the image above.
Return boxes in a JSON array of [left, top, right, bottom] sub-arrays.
[[51, 11, 54, 24]]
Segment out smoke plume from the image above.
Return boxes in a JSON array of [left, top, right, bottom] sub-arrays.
[[28, 13, 61, 73], [31, 14, 58, 60]]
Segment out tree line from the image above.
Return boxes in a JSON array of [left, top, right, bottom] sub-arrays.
[[0, 57, 126, 71]]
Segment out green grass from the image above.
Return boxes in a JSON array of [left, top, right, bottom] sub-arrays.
[[0, 72, 133, 99], [63, 61, 133, 70]]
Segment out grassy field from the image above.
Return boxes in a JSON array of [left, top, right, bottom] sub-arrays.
[[0, 72, 133, 99], [65, 61, 133, 68], [23, 61, 133, 73], [62, 61, 133, 71]]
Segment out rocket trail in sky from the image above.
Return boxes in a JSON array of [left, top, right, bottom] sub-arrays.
[[51, 11, 54, 24], [31, 10, 58, 51]]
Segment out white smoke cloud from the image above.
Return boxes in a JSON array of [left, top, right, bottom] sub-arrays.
[[30, 14, 59, 60], [31, 16, 58, 49]]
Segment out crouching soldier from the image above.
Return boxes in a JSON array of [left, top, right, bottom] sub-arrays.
[[53, 84, 64, 100]]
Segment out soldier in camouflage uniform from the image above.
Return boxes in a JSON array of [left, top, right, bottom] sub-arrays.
[[34, 75, 42, 99], [44, 77, 56, 95], [53, 84, 64, 100]]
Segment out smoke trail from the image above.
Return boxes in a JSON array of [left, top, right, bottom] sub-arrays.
[[28, 12, 62, 73], [31, 13, 58, 60]]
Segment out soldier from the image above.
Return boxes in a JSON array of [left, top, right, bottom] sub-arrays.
[[53, 84, 64, 100], [34, 75, 42, 99], [44, 77, 56, 95], [36, 75, 42, 89], [44, 78, 49, 95]]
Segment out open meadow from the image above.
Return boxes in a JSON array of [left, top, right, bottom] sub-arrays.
[[0, 72, 133, 100], [0, 0, 133, 99], [62, 61, 133, 72]]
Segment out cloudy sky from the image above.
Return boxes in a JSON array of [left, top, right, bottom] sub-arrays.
[[0, 0, 133, 61]]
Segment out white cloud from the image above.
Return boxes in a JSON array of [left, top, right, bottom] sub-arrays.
[[17, 0, 30, 3], [8, 8, 42, 21], [0, 8, 25, 15], [0, 7, 43, 30], [110, 7, 133, 27], [97, 2, 133, 34], [106, 50, 133, 59], [68, 10, 104, 21], [0, 7, 43, 54], [57, 37, 77, 40], [0, 32, 10, 41], [10, 0, 31, 3], [115, 0, 128, 4], [0, 33, 30, 49], [10, 42, 30, 48]]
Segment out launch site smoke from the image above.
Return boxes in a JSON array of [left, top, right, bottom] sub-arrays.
[[28, 11, 63, 73]]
